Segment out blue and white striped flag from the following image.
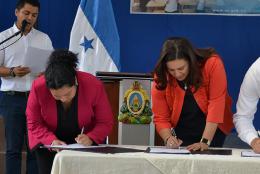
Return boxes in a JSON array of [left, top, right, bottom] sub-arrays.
[[69, 0, 120, 75]]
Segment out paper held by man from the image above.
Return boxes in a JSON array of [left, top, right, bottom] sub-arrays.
[[22, 46, 53, 74]]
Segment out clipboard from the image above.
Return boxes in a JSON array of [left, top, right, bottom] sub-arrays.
[[146, 147, 232, 155], [191, 149, 232, 155], [42, 144, 145, 154], [72, 146, 145, 154]]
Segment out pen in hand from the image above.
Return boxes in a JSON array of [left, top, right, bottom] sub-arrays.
[[81, 126, 85, 135], [167, 128, 182, 149], [75, 126, 85, 144], [75, 126, 92, 146], [171, 128, 177, 138]]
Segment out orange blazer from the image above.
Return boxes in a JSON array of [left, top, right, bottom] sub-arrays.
[[152, 55, 234, 134]]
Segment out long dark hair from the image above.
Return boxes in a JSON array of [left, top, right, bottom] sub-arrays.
[[153, 37, 216, 91], [45, 49, 78, 89]]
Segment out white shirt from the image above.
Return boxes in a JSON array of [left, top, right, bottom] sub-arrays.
[[233, 57, 260, 145], [0, 24, 53, 92]]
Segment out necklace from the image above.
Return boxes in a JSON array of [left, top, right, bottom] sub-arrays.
[[184, 83, 187, 90], [177, 80, 188, 90]]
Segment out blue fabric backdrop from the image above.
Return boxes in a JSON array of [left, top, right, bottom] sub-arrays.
[[1, 0, 260, 129]]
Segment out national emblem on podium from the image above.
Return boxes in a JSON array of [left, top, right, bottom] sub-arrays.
[[118, 81, 152, 124]]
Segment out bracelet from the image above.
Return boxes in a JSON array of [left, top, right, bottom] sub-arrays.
[[9, 67, 16, 77]]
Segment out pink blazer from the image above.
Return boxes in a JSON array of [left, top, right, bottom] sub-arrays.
[[26, 71, 113, 150]]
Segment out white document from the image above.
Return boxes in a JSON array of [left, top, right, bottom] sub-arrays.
[[241, 150, 260, 157], [23, 46, 53, 74], [43, 143, 91, 149], [148, 147, 190, 154]]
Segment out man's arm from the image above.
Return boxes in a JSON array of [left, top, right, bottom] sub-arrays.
[[0, 66, 30, 77], [0, 66, 13, 77], [234, 60, 260, 146], [0, 50, 30, 77]]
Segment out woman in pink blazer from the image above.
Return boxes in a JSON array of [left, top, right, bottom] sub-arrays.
[[26, 49, 113, 174]]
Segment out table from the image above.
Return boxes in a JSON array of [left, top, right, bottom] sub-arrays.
[[51, 146, 260, 174]]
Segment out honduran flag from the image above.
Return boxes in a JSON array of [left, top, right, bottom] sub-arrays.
[[69, 0, 120, 75]]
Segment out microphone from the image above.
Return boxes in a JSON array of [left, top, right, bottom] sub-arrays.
[[21, 20, 28, 35], [0, 20, 28, 48]]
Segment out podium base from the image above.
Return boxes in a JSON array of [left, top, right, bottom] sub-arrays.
[[118, 123, 154, 145]]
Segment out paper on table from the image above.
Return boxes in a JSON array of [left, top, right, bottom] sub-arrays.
[[22, 46, 53, 74], [147, 147, 190, 154], [43, 143, 94, 149], [241, 150, 260, 157]]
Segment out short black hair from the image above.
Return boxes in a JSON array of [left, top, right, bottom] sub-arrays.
[[16, 0, 40, 11], [45, 49, 78, 89]]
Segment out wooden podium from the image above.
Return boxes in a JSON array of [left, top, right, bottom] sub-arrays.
[[96, 72, 156, 145]]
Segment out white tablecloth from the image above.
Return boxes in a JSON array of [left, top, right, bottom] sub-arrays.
[[51, 146, 260, 174]]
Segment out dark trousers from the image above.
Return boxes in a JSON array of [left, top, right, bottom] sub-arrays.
[[0, 93, 38, 174], [35, 148, 56, 174]]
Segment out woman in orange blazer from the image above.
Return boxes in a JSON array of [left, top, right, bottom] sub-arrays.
[[152, 37, 233, 151]]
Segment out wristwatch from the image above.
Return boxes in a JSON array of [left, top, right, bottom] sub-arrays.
[[9, 67, 16, 77], [200, 138, 211, 146]]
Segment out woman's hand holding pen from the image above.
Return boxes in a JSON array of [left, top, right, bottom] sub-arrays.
[[167, 128, 182, 148], [75, 127, 93, 146], [166, 136, 183, 149], [166, 136, 183, 148], [75, 134, 93, 146], [160, 128, 182, 148]]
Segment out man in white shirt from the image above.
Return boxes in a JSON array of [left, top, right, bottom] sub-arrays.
[[0, 0, 53, 173], [234, 58, 260, 153]]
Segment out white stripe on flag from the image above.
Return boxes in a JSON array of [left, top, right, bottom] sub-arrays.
[[69, 0, 120, 75]]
